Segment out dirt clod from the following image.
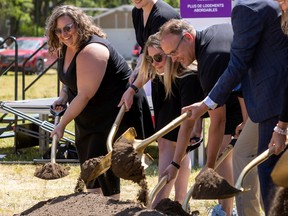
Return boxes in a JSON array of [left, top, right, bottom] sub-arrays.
[[80, 156, 105, 182], [111, 141, 145, 184], [111, 140, 149, 205], [155, 198, 199, 216], [74, 176, 86, 193], [34, 163, 69, 180], [192, 168, 241, 199]]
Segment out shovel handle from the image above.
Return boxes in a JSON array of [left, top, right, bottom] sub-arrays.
[[147, 175, 168, 209], [50, 113, 61, 164], [107, 104, 126, 152], [50, 134, 58, 164], [136, 111, 191, 152], [235, 145, 282, 190]]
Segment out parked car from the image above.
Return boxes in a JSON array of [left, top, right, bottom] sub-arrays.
[[0, 37, 56, 74], [131, 43, 141, 70]]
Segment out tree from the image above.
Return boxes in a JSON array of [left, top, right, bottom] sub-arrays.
[[0, 0, 34, 37], [0, 0, 180, 37]]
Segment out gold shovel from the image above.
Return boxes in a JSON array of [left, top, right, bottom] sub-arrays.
[[182, 143, 234, 211], [147, 137, 237, 211], [82, 105, 126, 183], [191, 143, 288, 200], [86, 111, 192, 183]]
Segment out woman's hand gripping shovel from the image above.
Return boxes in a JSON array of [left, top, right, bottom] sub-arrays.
[[34, 104, 70, 180], [191, 141, 288, 200], [80, 105, 126, 183]]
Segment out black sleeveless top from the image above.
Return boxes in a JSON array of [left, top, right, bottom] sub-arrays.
[[58, 35, 132, 133]]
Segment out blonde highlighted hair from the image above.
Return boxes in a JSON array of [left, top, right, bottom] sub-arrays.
[[140, 32, 188, 98]]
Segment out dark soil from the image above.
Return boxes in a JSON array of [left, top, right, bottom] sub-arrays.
[[192, 168, 241, 199], [16, 193, 196, 216], [34, 163, 70, 180], [155, 198, 200, 216], [268, 187, 288, 216], [111, 140, 145, 184], [111, 138, 149, 205], [80, 155, 109, 183]]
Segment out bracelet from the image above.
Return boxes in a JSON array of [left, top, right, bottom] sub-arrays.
[[171, 161, 180, 169], [274, 125, 288, 135], [130, 84, 139, 93]]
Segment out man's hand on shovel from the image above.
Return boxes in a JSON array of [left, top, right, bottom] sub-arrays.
[[182, 101, 209, 121]]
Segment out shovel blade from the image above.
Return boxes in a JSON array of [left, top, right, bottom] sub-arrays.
[[271, 150, 288, 187], [82, 152, 112, 183], [192, 168, 242, 199]]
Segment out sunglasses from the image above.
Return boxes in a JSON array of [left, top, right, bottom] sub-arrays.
[[146, 53, 165, 64], [54, 22, 75, 36]]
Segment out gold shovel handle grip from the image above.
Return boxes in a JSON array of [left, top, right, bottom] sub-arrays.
[[136, 111, 191, 152], [107, 104, 126, 152], [50, 134, 58, 164], [235, 143, 288, 190], [147, 175, 168, 209]]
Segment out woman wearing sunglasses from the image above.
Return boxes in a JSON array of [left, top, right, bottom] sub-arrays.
[[46, 5, 154, 200], [119, 32, 204, 207]]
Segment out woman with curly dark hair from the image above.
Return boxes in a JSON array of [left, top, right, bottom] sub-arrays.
[[46, 5, 153, 199]]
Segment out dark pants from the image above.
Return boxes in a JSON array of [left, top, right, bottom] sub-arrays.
[[257, 116, 281, 214]]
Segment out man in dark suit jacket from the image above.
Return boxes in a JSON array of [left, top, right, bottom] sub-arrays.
[[159, 0, 288, 214]]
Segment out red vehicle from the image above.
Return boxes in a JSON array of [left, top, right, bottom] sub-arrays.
[[0, 37, 56, 74], [131, 43, 141, 70]]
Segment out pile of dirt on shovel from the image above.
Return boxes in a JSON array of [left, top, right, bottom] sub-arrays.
[[16, 192, 197, 216], [34, 163, 70, 180], [192, 168, 241, 199], [111, 139, 145, 184], [111, 139, 149, 205]]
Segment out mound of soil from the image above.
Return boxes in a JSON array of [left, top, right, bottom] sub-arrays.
[[16, 193, 184, 216], [192, 168, 241, 199]]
